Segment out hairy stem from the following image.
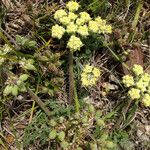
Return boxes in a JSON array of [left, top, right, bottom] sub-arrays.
[[68, 50, 80, 112], [74, 83, 80, 113], [68, 50, 74, 104]]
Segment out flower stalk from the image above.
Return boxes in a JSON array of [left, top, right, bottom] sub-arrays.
[[68, 50, 80, 112], [68, 50, 74, 104]]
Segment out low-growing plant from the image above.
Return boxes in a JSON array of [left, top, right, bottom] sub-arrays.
[[24, 101, 116, 150], [51, 0, 112, 111], [3, 73, 29, 96], [0, 0, 149, 150], [122, 64, 150, 107], [113, 131, 134, 150], [114, 64, 150, 130]]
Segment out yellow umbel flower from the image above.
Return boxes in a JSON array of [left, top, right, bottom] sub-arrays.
[[81, 65, 101, 87], [77, 25, 89, 37], [93, 67, 101, 77], [128, 88, 141, 100], [141, 73, 150, 82], [67, 35, 83, 51], [88, 21, 99, 33], [83, 65, 93, 72], [142, 94, 150, 107], [51, 24, 65, 39], [54, 9, 67, 20], [66, 1, 80, 12], [132, 64, 143, 76], [122, 75, 134, 87], [95, 17, 112, 34], [122, 64, 150, 106], [104, 25, 112, 34], [136, 79, 147, 92], [66, 22, 77, 33], [51, 0, 113, 54], [80, 12, 91, 22], [68, 12, 77, 20], [76, 18, 85, 26], [95, 16, 104, 24], [59, 16, 71, 25]]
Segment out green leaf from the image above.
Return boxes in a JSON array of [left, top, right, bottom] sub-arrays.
[[28, 41, 37, 48], [106, 141, 115, 148], [100, 134, 108, 141], [88, 104, 95, 113], [90, 142, 98, 150], [16, 35, 23, 44], [96, 119, 105, 126], [19, 85, 27, 92], [19, 74, 29, 82], [22, 38, 29, 46], [81, 116, 88, 123], [27, 59, 35, 64], [49, 129, 57, 140], [12, 85, 18, 96], [48, 89, 54, 96], [58, 117, 64, 123], [49, 119, 57, 127], [60, 141, 69, 148], [58, 131, 65, 141], [3, 85, 13, 96], [24, 64, 37, 71], [17, 80, 22, 86]]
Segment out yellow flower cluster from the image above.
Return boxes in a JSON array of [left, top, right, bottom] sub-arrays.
[[122, 75, 134, 87], [81, 65, 101, 86], [136, 79, 148, 92], [68, 12, 77, 20], [51, 24, 65, 39], [54, 9, 67, 20], [51, 1, 112, 52], [67, 35, 83, 51], [79, 12, 91, 22], [132, 64, 143, 75], [76, 18, 85, 26], [128, 88, 140, 99], [66, 1, 80, 12], [66, 22, 77, 33], [142, 94, 150, 107], [77, 25, 89, 36], [95, 17, 112, 34], [122, 64, 150, 107], [88, 20, 99, 33], [59, 16, 71, 25]]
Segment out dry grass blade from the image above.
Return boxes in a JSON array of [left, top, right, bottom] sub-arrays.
[[1, 0, 14, 10]]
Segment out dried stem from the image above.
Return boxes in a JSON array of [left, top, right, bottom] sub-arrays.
[[28, 88, 51, 118]]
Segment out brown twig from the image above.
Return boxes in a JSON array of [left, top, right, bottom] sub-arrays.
[[0, 28, 18, 48], [27, 88, 51, 118]]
